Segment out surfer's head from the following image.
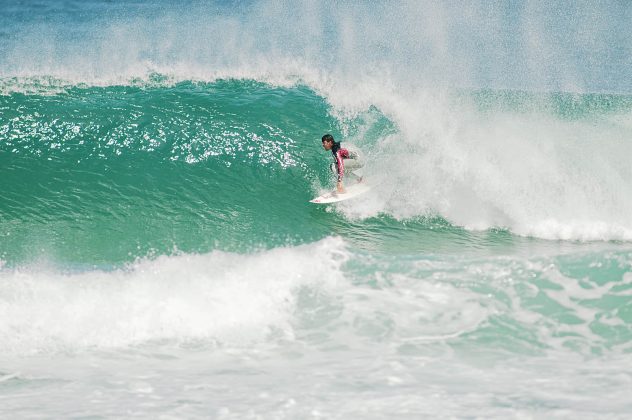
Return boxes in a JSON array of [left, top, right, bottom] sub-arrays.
[[322, 134, 335, 150]]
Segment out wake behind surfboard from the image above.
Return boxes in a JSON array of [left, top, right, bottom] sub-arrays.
[[309, 181, 371, 204]]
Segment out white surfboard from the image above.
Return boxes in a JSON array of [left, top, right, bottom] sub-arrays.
[[310, 181, 371, 204]]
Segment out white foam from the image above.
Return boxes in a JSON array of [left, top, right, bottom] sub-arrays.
[[335, 92, 632, 241], [0, 237, 348, 354]]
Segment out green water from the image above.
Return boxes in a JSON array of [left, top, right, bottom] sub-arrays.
[[4, 81, 631, 266]]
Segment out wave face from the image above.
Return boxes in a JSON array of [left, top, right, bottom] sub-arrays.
[[2, 81, 632, 267], [1, 1, 631, 245], [1, 81, 337, 264], [1, 1, 632, 418]]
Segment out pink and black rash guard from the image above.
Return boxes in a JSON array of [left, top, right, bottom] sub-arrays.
[[331, 142, 350, 182]]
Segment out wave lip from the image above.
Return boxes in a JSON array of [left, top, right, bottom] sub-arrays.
[[517, 219, 632, 242]]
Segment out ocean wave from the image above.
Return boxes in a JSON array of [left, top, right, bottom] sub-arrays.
[[1, 237, 629, 357], [2, 78, 632, 244], [2, 0, 632, 243], [0, 237, 349, 354]]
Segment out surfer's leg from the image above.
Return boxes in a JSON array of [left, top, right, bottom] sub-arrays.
[[343, 158, 364, 182], [344, 158, 363, 172], [348, 171, 363, 182]]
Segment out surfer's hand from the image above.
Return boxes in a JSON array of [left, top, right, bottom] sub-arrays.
[[337, 181, 346, 193]]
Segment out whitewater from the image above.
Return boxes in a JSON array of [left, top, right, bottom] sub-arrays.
[[1, 1, 632, 418]]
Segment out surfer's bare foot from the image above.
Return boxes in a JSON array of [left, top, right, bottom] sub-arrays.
[[336, 181, 346, 193]]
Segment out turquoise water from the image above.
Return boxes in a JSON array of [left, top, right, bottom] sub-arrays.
[[1, 1, 632, 418]]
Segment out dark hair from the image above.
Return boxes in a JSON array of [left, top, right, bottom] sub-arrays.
[[321, 134, 334, 143]]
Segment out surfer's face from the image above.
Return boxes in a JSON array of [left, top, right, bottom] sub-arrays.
[[322, 140, 333, 151]]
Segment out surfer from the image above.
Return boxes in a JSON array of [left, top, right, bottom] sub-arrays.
[[321, 134, 363, 193]]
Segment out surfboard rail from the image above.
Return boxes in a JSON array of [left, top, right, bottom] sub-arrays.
[[309, 181, 371, 204]]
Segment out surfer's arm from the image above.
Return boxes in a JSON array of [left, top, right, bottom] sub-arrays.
[[334, 151, 347, 193], [335, 151, 344, 182]]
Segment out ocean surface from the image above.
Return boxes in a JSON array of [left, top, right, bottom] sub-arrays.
[[1, 1, 632, 418]]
